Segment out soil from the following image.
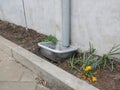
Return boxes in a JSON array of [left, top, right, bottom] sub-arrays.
[[0, 20, 120, 90]]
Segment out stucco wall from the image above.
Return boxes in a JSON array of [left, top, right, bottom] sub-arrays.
[[0, 0, 25, 26], [24, 0, 62, 38], [0, 0, 120, 56], [71, 0, 120, 55]]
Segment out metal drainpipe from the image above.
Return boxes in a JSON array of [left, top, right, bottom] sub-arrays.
[[62, 0, 71, 48]]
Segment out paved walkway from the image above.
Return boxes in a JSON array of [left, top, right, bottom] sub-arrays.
[[0, 49, 49, 90]]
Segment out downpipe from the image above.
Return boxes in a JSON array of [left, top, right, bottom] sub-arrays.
[[62, 0, 71, 48]]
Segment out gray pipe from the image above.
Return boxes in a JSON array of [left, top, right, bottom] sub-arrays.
[[62, 0, 71, 47]]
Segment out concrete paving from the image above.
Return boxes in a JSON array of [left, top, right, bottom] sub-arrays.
[[0, 49, 49, 90]]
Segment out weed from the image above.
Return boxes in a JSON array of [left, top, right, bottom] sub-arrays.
[[89, 42, 96, 54], [101, 44, 120, 71], [42, 35, 58, 43], [68, 55, 81, 72]]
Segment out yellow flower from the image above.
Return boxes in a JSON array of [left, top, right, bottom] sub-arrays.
[[92, 77, 97, 82], [84, 66, 92, 71]]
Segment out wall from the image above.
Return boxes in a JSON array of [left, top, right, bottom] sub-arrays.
[[0, 0, 62, 40], [72, 0, 120, 56], [0, 0, 120, 56], [0, 0, 25, 26], [23, 0, 62, 39]]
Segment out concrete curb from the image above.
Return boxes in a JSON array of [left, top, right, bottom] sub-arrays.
[[0, 36, 99, 90]]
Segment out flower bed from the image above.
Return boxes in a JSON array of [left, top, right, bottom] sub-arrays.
[[0, 20, 120, 90]]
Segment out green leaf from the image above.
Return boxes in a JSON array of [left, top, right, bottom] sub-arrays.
[[42, 35, 58, 43]]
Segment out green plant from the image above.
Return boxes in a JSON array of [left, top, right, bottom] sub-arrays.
[[68, 45, 99, 82], [89, 42, 96, 54], [100, 44, 120, 71], [79, 52, 99, 70], [79, 51, 100, 82], [68, 55, 81, 72], [42, 35, 58, 43], [68, 43, 120, 82]]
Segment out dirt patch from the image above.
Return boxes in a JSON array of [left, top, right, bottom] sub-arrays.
[[0, 20, 120, 90]]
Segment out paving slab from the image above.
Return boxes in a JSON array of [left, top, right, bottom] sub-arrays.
[[0, 49, 49, 90], [20, 68, 37, 82], [36, 84, 50, 90], [0, 82, 36, 90], [0, 49, 13, 61], [0, 52, 24, 81]]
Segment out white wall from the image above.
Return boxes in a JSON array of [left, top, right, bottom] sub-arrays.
[[72, 0, 120, 55], [0, 0, 25, 26], [24, 0, 62, 39], [0, 0, 62, 41], [0, 0, 120, 56]]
